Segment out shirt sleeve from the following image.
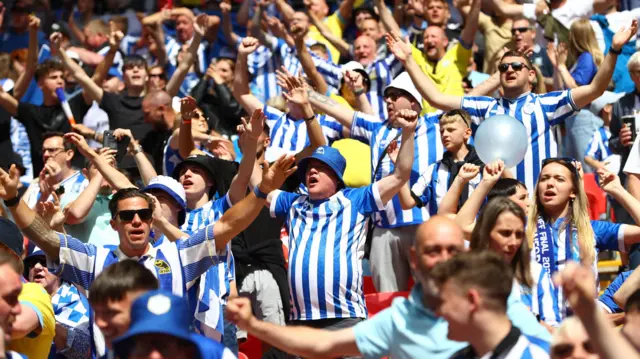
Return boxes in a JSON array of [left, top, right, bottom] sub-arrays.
[[52, 234, 100, 291], [310, 53, 343, 90], [19, 283, 56, 341], [411, 164, 435, 207], [176, 224, 226, 288], [538, 90, 580, 126], [350, 111, 383, 145], [353, 308, 394, 359], [584, 132, 601, 159], [264, 104, 285, 130], [598, 270, 631, 313], [349, 184, 385, 216], [317, 114, 344, 144], [591, 220, 625, 252], [570, 53, 597, 86], [270, 190, 301, 218], [460, 96, 493, 125]]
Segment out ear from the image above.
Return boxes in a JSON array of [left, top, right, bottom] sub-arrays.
[[409, 245, 418, 272], [464, 127, 472, 140], [264, 136, 271, 148], [65, 149, 75, 162], [468, 288, 482, 312], [110, 218, 117, 230]]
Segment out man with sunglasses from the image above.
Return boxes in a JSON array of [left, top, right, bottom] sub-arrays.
[[0, 151, 297, 303], [387, 21, 637, 195], [512, 18, 553, 79]]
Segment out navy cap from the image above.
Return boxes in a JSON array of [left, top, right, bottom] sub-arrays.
[[0, 218, 24, 257], [297, 146, 346, 186], [112, 291, 194, 358]]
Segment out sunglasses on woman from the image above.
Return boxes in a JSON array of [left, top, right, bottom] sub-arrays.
[[551, 341, 595, 358], [498, 62, 530, 73], [114, 208, 153, 222]]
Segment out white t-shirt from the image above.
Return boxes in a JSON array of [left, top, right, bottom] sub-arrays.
[[624, 135, 640, 174]]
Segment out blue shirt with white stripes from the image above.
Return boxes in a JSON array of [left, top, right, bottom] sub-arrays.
[[411, 160, 482, 215], [531, 218, 624, 326], [270, 183, 387, 321], [461, 91, 579, 196], [51, 224, 223, 296], [351, 111, 444, 228], [263, 105, 344, 162], [180, 195, 233, 341], [245, 42, 282, 103], [585, 126, 613, 161]]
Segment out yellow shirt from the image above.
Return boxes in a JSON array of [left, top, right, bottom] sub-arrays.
[[412, 42, 472, 113], [308, 12, 346, 64], [8, 283, 56, 359]]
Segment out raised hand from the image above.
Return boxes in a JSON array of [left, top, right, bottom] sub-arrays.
[[280, 75, 310, 106], [344, 70, 365, 93], [225, 297, 255, 330], [64, 132, 93, 157], [194, 13, 208, 37], [612, 19, 638, 51], [553, 262, 597, 318], [546, 43, 558, 68], [238, 37, 259, 56], [147, 193, 166, 223], [482, 160, 505, 185], [36, 192, 66, 232], [457, 163, 481, 183], [180, 96, 198, 120], [28, 14, 41, 32], [597, 168, 623, 194], [241, 109, 266, 141], [42, 162, 62, 187], [557, 42, 568, 67], [394, 109, 419, 130], [387, 140, 399, 164], [220, 1, 231, 14], [50, 32, 63, 50], [72, 123, 97, 139], [267, 16, 287, 40], [259, 154, 297, 193], [108, 21, 124, 50], [291, 23, 305, 43], [386, 33, 413, 63], [0, 165, 20, 200]]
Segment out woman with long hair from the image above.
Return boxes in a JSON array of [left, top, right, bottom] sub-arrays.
[[528, 158, 640, 326]]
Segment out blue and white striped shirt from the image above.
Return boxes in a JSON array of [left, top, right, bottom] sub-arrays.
[[530, 218, 624, 326], [461, 91, 579, 196], [165, 35, 208, 75], [52, 282, 90, 328], [270, 183, 386, 321], [10, 118, 33, 185], [411, 161, 481, 215], [51, 224, 223, 296], [351, 111, 444, 228], [246, 42, 282, 103], [23, 171, 88, 209], [585, 126, 613, 161], [263, 105, 345, 162], [180, 195, 233, 341]]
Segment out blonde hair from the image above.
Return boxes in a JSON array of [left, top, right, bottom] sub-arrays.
[[86, 19, 110, 36], [551, 317, 588, 352], [568, 19, 604, 68], [439, 109, 471, 127], [526, 160, 596, 267]]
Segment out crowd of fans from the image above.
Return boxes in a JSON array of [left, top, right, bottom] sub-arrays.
[[1, 0, 640, 358]]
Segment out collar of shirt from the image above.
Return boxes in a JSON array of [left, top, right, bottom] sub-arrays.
[[475, 325, 521, 359], [502, 91, 531, 102], [114, 243, 154, 261], [407, 283, 439, 318]]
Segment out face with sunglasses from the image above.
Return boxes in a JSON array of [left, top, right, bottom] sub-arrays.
[[551, 322, 598, 359], [537, 159, 578, 214], [25, 256, 59, 295], [498, 56, 535, 96], [512, 19, 535, 49], [110, 197, 154, 256]]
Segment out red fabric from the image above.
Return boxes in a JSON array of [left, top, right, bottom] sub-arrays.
[[365, 292, 410, 317]]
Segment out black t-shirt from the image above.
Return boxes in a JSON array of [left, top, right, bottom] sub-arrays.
[[140, 128, 172, 174], [0, 107, 12, 170], [100, 92, 152, 141], [16, 94, 89, 175]]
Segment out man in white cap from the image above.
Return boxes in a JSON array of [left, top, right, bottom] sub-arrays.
[[308, 72, 444, 292]]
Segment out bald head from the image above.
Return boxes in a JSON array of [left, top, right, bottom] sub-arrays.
[[354, 35, 377, 66], [143, 90, 172, 107], [142, 90, 173, 129], [411, 216, 466, 283]]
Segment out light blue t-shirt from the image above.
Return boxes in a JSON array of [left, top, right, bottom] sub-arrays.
[[353, 283, 551, 359]]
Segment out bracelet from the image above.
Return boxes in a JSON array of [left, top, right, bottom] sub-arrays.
[[353, 88, 365, 96], [253, 186, 268, 199], [133, 144, 144, 155], [4, 195, 20, 207], [304, 115, 316, 122], [610, 46, 622, 55]]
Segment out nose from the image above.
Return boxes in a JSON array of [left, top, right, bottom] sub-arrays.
[[440, 249, 453, 262], [11, 302, 21, 317], [34, 262, 44, 270], [132, 213, 143, 224], [95, 316, 107, 329]]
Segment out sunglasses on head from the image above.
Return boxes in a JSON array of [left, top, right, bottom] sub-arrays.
[[551, 341, 595, 358], [511, 26, 533, 35], [498, 62, 530, 73], [542, 157, 580, 176], [114, 208, 153, 222]]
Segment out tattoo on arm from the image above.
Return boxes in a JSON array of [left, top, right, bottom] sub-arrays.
[[22, 215, 61, 259], [308, 91, 338, 107]]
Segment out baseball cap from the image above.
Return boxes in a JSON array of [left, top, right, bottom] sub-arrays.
[[342, 61, 371, 92], [142, 176, 187, 226], [106, 66, 123, 82], [589, 91, 625, 117], [112, 291, 195, 358], [384, 72, 423, 110], [297, 146, 346, 186], [0, 218, 25, 258]]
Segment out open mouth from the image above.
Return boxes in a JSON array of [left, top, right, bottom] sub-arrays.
[[33, 273, 46, 282], [308, 177, 319, 186], [129, 228, 146, 239], [542, 190, 556, 201]]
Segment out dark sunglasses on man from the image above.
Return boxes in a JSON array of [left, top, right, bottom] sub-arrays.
[[551, 340, 595, 358], [511, 26, 533, 35], [498, 62, 530, 73], [114, 208, 153, 222]]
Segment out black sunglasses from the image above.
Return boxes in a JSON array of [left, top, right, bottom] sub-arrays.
[[114, 208, 153, 222], [25, 256, 47, 269], [149, 73, 166, 79], [551, 341, 595, 358], [498, 62, 530, 73], [511, 26, 533, 35]]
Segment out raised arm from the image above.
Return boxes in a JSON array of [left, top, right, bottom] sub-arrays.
[[0, 87, 18, 116], [226, 297, 360, 358], [386, 33, 463, 111], [344, 71, 375, 115], [376, 110, 416, 204], [292, 24, 328, 95], [274, 0, 295, 25], [572, 21, 638, 109], [166, 14, 208, 98], [613, 268, 640, 309], [220, 1, 240, 46], [0, 165, 61, 260], [438, 163, 482, 215], [373, 0, 402, 37], [113, 129, 158, 186], [51, 32, 104, 104], [213, 155, 297, 251], [13, 15, 40, 100], [232, 37, 265, 114], [459, 0, 481, 47], [486, 0, 526, 18], [227, 109, 262, 205], [455, 161, 504, 228], [92, 22, 123, 86], [307, 10, 349, 57], [236, 0, 252, 27]]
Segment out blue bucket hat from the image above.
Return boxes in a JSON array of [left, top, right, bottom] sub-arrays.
[[297, 146, 346, 186], [141, 176, 187, 226], [112, 291, 195, 358]]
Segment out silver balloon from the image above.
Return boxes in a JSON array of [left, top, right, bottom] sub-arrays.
[[475, 115, 528, 168]]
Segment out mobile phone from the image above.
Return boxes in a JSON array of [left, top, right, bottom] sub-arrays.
[[622, 115, 637, 143], [103, 130, 118, 151]]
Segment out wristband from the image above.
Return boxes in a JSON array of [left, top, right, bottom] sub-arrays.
[[610, 46, 622, 55], [3, 195, 20, 207], [304, 115, 316, 122], [253, 186, 268, 199], [133, 144, 144, 155], [353, 88, 365, 96]]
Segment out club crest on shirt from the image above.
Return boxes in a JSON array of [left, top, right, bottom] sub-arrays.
[[523, 103, 536, 115], [328, 199, 340, 212], [154, 259, 171, 274]]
